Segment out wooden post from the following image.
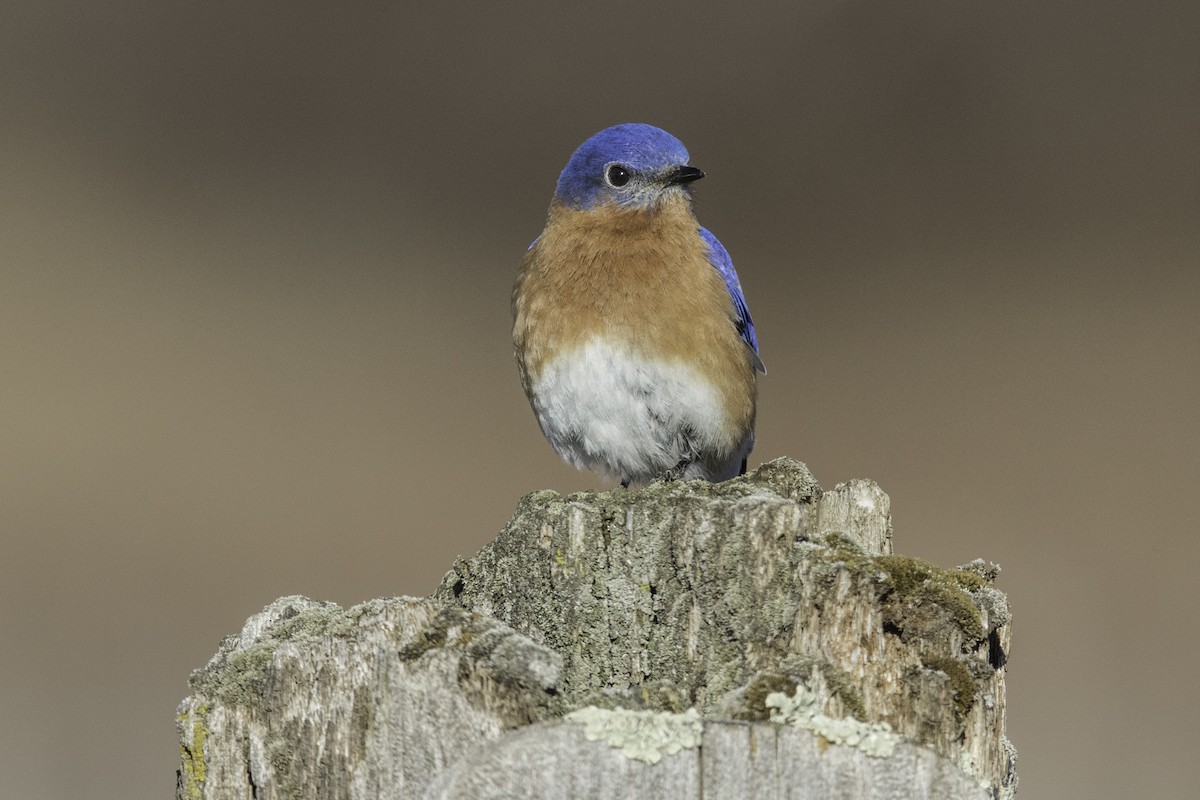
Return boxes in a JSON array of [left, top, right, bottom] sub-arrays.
[[177, 458, 1016, 799]]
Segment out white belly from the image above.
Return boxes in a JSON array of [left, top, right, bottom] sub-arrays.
[[527, 337, 749, 483]]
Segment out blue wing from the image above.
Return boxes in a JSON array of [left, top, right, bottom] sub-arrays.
[[699, 227, 765, 373]]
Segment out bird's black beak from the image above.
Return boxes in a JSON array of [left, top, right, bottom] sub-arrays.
[[668, 165, 705, 185]]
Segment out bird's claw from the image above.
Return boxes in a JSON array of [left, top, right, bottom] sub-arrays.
[[660, 456, 693, 483]]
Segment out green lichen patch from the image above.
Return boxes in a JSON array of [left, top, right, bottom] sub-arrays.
[[187, 600, 375, 708], [730, 672, 800, 721], [957, 559, 1001, 584], [821, 531, 866, 558], [814, 537, 987, 653], [177, 705, 208, 800], [815, 532, 873, 579], [922, 655, 978, 720], [720, 659, 867, 723], [267, 603, 358, 642], [191, 609, 350, 707], [950, 569, 987, 593], [189, 642, 275, 707], [729, 662, 864, 724], [766, 685, 901, 758], [566, 706, 703, 764], [397, 620, 450, 662], [874, 554, 985, 647]]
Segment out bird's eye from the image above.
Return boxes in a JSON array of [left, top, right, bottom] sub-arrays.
[[605, 164, 630, 188]]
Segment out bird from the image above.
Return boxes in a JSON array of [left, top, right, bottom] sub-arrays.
[[512, 123, 764, 487]]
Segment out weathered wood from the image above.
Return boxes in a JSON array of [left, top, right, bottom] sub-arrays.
[[177, 458, 1017, 799], [177, 597, 561, 800], [428, 719, 991, 799]]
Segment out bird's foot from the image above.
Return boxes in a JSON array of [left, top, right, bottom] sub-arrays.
[[660, 456, 693, 483]]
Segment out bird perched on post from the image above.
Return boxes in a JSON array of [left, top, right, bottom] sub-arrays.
[[512, 123, 764, 487]]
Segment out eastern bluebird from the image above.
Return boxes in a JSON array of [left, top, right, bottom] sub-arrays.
[[513, 123, 764, 487]]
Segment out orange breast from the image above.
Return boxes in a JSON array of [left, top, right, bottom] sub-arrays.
[[513, 195, 756, 436]]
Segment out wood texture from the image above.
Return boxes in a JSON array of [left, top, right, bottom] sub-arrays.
[[429, 721, 990, 800], [177, 458, 1017, 799]]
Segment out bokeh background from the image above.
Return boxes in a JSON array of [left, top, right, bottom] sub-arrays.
[[2, 2, 1197, 798]]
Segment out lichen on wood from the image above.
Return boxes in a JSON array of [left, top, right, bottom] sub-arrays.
[[177, 458, 1017, 799]]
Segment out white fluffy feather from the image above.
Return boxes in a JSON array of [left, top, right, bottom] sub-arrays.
[[528, 337, 750, 483]]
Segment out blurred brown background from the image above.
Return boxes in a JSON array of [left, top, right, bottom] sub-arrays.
[[1, 2, 1196, 798]]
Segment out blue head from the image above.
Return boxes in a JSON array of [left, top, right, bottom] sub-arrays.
[[554, 123, 704, 210]]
